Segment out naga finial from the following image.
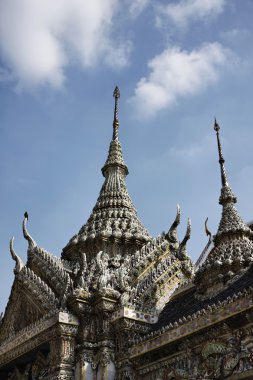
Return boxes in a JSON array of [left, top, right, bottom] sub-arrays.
[[166, 205, 181, 243], [113, 86, 120, 141], [10, 237, 24, 274], [205, 217, 212, 241], [22, 212, 37, 250], [178, 218, 191, 258], [214, 118, 228, 187]]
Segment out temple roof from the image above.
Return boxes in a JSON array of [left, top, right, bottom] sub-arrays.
[[152, 263, 253, 332], [62, 87, 151, 260]]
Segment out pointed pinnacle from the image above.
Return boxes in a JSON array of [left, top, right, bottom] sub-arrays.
[[214, 118, 220, 132], [113, 86, 120, 141], [113, 85, 120, 99], [213, 119, 228, 187]]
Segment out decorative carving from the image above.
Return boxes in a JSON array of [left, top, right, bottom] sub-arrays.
[[2, 94, 252, 380], [10, 237, 24, 274], [166, 205, 181, 244]]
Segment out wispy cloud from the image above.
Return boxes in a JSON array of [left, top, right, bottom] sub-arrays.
[[0, 67, 13, 82], [156, 0, 226, 29], [130, 42, 231, 119], [220, 28, 251, 45], [128, 0, 150, 18], [0, 0, 131, 90], [169, 136, 213, 160]]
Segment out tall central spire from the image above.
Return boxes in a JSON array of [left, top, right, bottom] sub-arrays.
[[113, 85, 120, 141], [102, 86, 128, 177], [62, 87, 151, 261], [214, 118, 228, 187]]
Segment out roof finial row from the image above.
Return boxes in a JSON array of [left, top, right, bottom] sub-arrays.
[[113, 86, 120, 141], [214, 118, 228, 187]]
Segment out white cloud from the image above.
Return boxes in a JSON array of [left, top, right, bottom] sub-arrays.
[[130, 42, 230, 119], [0, 0, 131, 90], [170, 137, 212, 160], [168, 134, 226, 161], [220, 28, 250, 44], [156, 0, 225, 29]]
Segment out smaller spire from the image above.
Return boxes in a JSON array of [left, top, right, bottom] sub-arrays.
[[214, 118, 228, 187], [113, 86, 120, 141]]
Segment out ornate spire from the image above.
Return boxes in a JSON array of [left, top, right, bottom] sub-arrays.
[[194, 120, 253, 298], [213, 121, 246, 238], [102, 86, 128, 178], [113, 86, 120, 141], [213, 120, 237, 207], [62, 87, 151, 260], [213, 120, 251, 238], [214, 119, 228, 187]]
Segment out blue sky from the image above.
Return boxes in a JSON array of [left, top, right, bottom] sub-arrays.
[[1, 0, 253, 313]]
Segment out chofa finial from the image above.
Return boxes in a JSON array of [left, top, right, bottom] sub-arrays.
[[213, 118, 228, 187], [205, 217, 212, 241], [178, 218, 191, 258], [113, 86, 120, 141], [23, 212, 37, 250], [166, 205, 181, 243], [10, 237, 24, 274]]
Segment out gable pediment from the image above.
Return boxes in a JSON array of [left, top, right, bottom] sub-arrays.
[[0, 279, 48, 343]]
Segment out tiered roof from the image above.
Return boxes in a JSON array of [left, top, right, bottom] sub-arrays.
[[62, 86, 151, 261], [195, 120, 253, 297], [148, 119, 253, 336]]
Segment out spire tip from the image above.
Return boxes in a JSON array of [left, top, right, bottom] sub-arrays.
[[113, 86, 120, 141], [113, 86, 120, 99], [214, 117, 220, 132], [213, 119, 229, 190]]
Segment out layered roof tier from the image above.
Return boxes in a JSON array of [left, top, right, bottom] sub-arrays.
[[62, 87, 151, 261], [195, 120, 253, 298]]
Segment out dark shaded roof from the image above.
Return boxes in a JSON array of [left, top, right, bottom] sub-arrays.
[[153, 264, 253, 331]]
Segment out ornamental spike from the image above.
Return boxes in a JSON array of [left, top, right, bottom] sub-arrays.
[[181, 218, 191, 247], [214, 118, 228, 187], [10, 237, 24, 274], [205, 217, 212, 241], [113, 86, 120, 141], [22, 212, 37, 250], [166, 204, 181, 243]]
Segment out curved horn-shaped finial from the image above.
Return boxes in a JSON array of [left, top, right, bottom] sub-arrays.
[[10, 237, 24, 274], [166, 205, 181, 243], [179, 218, 191, 255], [205, 217, 212, 241], [22, 212, 36, 250]]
